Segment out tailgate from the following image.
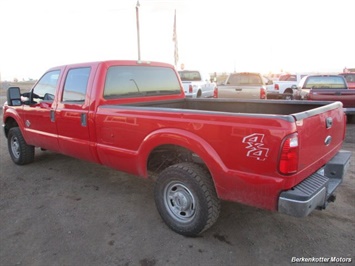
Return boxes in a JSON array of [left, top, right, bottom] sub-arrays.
[[293, 102, 346, 178], [181, 82, 191, 94], [218, 85, 261, 99], [309, 89, 355, 107]]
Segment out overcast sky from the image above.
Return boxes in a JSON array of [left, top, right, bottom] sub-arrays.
[[0, 0, 354, 81]]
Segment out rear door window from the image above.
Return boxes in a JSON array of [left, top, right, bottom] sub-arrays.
[[62, 67, 91, 102]]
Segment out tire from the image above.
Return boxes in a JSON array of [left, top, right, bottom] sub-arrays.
[[7, 127, 35, 165], [197, 90, 202, 98], [154, 162, 220, 236], [283, 90, 294, 100]]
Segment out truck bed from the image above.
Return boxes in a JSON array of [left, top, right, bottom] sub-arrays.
[[119, 98, 340, 120], [98, 98, 345, 202]]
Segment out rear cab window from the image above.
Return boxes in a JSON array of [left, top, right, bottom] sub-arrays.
[[279, 74, 297, 81], [178, 71, 202, 81], [228, 73, 262, 85], [305, 76, 347, 89], [104, 66, 181, 98]]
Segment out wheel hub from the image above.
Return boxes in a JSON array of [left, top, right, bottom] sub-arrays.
[[172, 190, 191, 211], [164, 181, 196, 223], [11, 136, 20, 159]]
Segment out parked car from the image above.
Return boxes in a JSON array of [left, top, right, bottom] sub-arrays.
[[214, 72, 272, 99], [178, 70, 216, 98]]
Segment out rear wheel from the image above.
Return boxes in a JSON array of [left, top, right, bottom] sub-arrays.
[[8, 127, 35, 165], [283, 89, 294, 100], [154, 162, 220, 236]]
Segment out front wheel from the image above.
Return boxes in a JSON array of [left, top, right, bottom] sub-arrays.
[[154, 162, 220, 236], [7, 127, 35, 165]]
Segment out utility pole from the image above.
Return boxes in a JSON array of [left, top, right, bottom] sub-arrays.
[[136, 1, 141, 61]]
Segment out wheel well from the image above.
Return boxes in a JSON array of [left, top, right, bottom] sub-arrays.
[[147, 144, 206, 180], [4, 117, 18, 138], [197, 89, 202, 97], [284, 88, 293, 94]]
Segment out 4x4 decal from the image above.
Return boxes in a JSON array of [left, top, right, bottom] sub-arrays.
[[242, 133, 269, 161]]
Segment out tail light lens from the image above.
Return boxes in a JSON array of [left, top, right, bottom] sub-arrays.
[[260, 87, 266, 99], [189, 85, 193, 93], [275, 84, 279, 90], [279, 133, 299, 174], [213, 87, 218, 98]]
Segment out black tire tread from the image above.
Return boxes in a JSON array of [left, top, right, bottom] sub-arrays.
[[8, 127, 35, 165], [154, 162, 220, 236]]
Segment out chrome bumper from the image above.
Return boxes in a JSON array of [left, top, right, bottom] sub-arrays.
[[278, 150, 351, 217]]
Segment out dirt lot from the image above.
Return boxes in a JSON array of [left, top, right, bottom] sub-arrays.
[[0, 113, 354, 265]]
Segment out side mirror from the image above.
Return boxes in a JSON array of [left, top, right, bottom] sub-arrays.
[[7, 87, 22, 106]]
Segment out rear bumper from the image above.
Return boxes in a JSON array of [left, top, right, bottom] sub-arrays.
[[278, 150, 351, 217], [343, 107, 355, 115], [184, 93, 196, 98], [266, 92, 281, 99]]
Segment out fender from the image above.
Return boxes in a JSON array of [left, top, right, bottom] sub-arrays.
[[3, 107, 26, 138], [136, 128, 228, 182]]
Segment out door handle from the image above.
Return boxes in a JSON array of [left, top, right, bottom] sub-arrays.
[[50, 110, 55, 122], [81, 113, 87, 127]]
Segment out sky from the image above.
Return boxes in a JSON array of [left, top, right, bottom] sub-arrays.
[[0, 0, 354, 81]]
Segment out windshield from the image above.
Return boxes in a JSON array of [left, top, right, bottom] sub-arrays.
[[178, 71, 201, 81]]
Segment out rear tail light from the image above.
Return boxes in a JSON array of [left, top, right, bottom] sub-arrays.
[[275, 84, 279, 90], [279, 133, 299, 174], [189, 85, 193, 93], [213, 87, 218, 98], [260, 87, 266, 99]]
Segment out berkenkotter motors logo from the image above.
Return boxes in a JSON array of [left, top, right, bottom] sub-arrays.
[[291, 257, 352, 263]]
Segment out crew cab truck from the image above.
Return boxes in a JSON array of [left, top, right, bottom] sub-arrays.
[[3, 60, 351, 237], [294, 74, 355, 122], [215, 72, 270, 99], [178, 70, 215, 98]]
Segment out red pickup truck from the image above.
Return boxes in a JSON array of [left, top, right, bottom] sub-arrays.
[[3, 60, 351, 236]]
